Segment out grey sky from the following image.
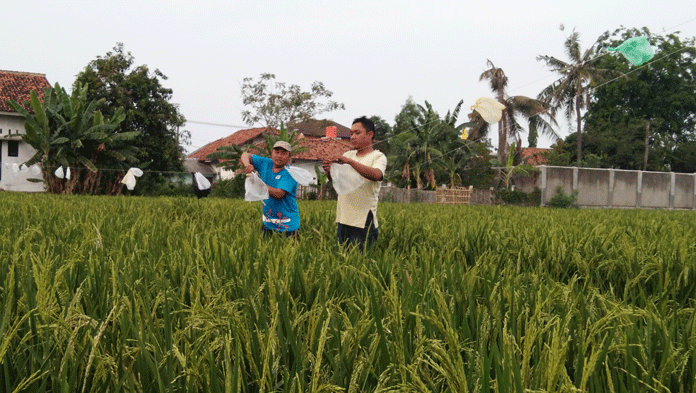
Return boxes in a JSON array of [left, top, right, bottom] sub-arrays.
[[3, 1, 695, 154]]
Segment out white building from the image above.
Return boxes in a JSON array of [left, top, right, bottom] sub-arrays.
[[0, 70, 51, 192]]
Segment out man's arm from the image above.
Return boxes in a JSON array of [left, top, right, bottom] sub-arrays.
[[322, 159, 333, 182], [240, 152, 255, 173], [335, 156, 383, 181], [267, 186, 288, 200]]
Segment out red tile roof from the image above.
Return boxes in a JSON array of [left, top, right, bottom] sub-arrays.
[[293, 137, 353, 161], [187, 127, 278, 160], [252, 136, 353, 162], [0, 70, 51, 113], [289, 119, 351, 139], [521, 148, 550, 166]]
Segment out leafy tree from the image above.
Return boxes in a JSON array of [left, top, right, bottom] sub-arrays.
[[537, 28, 622, 163], [389, 100, 467, 189], [491, 142, 539, 189], [369, 115, 392, 154], [583, 27, 696, 171], [480, 60, 559, 163], [74, 43, 188, 192], [7, 82, 138, 194], [241, 73, 345, 128]]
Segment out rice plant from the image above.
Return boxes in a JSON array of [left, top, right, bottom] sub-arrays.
[[1, 193, 695, 392]]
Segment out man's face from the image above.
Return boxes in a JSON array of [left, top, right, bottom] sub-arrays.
[[271, 147, 291, 168], [350, 122, 372, 149]]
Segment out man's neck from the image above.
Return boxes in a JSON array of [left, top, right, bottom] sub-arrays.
[[356, 145, 373, 156]]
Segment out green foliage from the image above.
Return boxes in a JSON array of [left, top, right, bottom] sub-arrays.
[[209, 175, 245, 198], [480, 60, 559, 161], [492, 142, 539, 189], [388, 100, 469, 190], [206, 144, 243, 171], [240, 73, 345, 128], [259, 121, 307, 158], [6, 82, 137, 194], [2, 193, 696, 392], [583, 28, 696, 172], [547, 186, 579, 208], [538, 28, 623, 162], [74, 43, 188, 177]]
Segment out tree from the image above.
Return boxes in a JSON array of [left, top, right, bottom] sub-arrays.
[[583, 27, 696, 171], [7, 82, 138, 194], [537, 28, 621, 163], [389, 100, 468, 190], [480, 60, 559, 163], [241, 73, 345, 128], [369, 115, 392, 155], [74, 43, 188, 193]]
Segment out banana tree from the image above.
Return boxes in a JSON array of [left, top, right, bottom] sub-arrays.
[[7, 82, 136, 194]]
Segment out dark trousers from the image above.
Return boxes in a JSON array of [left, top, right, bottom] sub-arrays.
[[337, 211, 378, 252]]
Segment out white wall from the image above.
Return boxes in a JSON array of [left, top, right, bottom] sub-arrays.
[[0, 114, 45, 192]]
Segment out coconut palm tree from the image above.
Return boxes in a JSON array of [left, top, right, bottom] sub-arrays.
[[480, 60, 559, 163], [537, 29, 620, 162]]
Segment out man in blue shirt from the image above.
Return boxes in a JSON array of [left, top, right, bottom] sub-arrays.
[[241, 141, 299, 237]]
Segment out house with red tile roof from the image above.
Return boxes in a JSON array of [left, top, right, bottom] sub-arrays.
[[0, 70, 51, 192], [520, 147, 550, 166], [188, 120, 354, 183]]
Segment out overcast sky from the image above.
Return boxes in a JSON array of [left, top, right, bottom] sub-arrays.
[[3, 1, 695, 154]]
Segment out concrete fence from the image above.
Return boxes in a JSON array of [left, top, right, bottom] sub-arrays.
[[534, 166, 696, 209]]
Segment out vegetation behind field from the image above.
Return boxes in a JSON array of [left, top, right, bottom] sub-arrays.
[[1, 192, 695, 392]]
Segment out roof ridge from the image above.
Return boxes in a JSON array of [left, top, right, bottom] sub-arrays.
[[0, 69, 47, 77]]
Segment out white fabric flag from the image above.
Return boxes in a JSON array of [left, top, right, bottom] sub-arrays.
[[286, 165, 313, 186], [244, 172, 269, 201], [330, 163, 366, 196]]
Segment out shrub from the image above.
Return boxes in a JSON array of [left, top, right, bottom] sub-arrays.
[[209, 175, 246, 198], [547, 186, 579, 208]]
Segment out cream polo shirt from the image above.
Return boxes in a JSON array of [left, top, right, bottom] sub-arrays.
[[336, 149, 387, 228]]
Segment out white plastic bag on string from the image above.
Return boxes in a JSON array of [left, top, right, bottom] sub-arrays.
[[121, 167, 143, 190], [286, 165, 313, 186], [472, 97, 506, 124], [193, 172, 211, 190], [330, 163, 366, 196], [245, 172, 269, 201], [54, 166, 71, 179]]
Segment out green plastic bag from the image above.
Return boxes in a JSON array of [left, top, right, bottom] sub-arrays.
[[608, 36, 654, 66]]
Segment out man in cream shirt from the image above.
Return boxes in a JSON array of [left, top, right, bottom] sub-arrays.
[[323, 116, 387, 251]]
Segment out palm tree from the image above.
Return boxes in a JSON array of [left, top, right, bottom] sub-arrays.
[[480, 60, 559, 163], [537, 29, 620, 162]]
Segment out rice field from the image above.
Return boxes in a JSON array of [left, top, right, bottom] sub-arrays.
[[1, 191, 695, 392]]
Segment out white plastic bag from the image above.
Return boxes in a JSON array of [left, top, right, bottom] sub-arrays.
[[330, 163, 366, 196], [194, 172, 211, 190], [286, 165, 313, 186], [244, 172, 269, 201], [121, 167, 143, 190], [472, 97, 506, 124], [54, 166, 71, 179]]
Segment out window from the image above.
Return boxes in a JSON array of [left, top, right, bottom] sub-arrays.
[[8, 141, 19, 157]]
